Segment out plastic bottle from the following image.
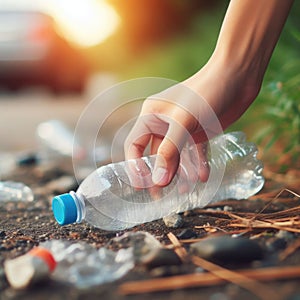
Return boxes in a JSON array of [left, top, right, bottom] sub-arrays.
[[0, 181, 34, 202], [36, 239, 133, 289], [52, 132, 264, 231], [4, 247, 56, 289], [36, 119, 86, 163], [4, 240, 133, 289]]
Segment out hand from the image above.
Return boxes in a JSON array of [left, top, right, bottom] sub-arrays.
[[124, 58, 261, 187], [124, 0, 292, 187]]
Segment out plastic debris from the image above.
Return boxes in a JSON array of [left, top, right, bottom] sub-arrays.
[[4, 247, 56, 289], [52, 132, 264, 231], [0, 181, 34, 202], [40, 239, 133, 289]]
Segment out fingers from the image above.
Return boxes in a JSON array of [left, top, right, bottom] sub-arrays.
[[124, 115, 210, 188], [124, 118, 151, 160], [152, 121, 189, 186], [124, 112, 170, 160], [123, 82, 221, 189], [123, 117, 152, 190], [150, 135, 163, 155]]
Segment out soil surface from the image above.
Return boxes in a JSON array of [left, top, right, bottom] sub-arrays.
[[1, 159, 300, 300]]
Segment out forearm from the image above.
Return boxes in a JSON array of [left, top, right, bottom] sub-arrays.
[[126, 0, 294, 186], [212, 0, 294, 81]]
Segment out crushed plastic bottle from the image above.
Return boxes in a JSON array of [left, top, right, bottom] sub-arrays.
[[4, 233, 160, 290], [36, 120, 86, 163], [38, 239, 134, 289], [0, 181, 34, 202], [4, 247, 56, 289], [52, 132, 265, 231]]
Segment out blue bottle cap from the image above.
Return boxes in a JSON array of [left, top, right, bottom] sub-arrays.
[[52, 193, 77, 225]]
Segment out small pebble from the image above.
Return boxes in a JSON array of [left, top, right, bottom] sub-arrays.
[[177, 229, 198, 239], [276, 230, 295, 241], [150, 265, 189, 277], [210, 292, 230, 300], [141, 248, 182, 269], [17, 153, 39, 166], [110, 232, 162, 263], [190, 235, 264, 264], [266, 237, 287, 252], [287, 293, 300, 300], [223, 206, 232, 212], [163, 213, 184, 228]]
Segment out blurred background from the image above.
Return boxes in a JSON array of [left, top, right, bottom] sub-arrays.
[[0, 0, 299, 171]]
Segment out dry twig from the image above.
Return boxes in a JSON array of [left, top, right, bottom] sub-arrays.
[[191, 256, 279, 300], [194, 189, 300, 234], [167, 232, 189, 263], [279, 238, 300, 261], [166, 232, 278, 300], [118, 265, 300, 296]]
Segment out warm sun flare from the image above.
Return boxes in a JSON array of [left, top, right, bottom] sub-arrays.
[[47, 0, 120, 47]]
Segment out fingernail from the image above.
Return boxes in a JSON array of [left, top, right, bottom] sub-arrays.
[[152, 167, 169, 186]]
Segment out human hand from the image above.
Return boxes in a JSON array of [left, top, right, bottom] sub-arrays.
[[124, 0, 293, 188], [124, 59, 261, 187]]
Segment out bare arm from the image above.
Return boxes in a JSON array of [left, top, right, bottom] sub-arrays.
[[125, 0, 294, 186], [215, 0, 293, 78], [186, 0, 294, 127]]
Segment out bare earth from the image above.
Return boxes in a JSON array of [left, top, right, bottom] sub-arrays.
[[1, 88, 300, 300]]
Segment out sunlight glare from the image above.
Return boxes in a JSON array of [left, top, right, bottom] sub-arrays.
[[48, 0, 120, 47]]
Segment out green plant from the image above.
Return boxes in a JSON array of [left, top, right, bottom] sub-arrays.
[[229, 2, 300, 170], [253, 2, 300, 168], [254, 60, 300, 167]]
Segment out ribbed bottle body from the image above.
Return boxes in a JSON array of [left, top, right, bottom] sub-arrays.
[[75, 132, 264, 230]]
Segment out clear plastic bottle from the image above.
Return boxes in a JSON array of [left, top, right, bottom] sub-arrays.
[[37, 239, 133, 289], [0, 181, 34, 202], [4, 247, 56, 289], [4, 239, 133, 289], [52, 132, 264, 231], [36, 119, 86, 162]]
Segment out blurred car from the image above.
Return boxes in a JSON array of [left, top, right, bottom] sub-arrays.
[[0, 8, 89, 93]]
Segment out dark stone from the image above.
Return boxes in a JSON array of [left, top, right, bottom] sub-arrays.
[[163, 213, 184, 228], [190, 235, 264, 264], [266, 237, 287, 253], [287, 293, 300, 300], [17, 153, 39, 166], [276, 230, 295, 241], [177, 229, 198, 239], [141, 248, 182, 269], [150, 265, 190, 277]]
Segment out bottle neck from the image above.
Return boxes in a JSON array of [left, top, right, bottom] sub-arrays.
[[70, 191, 86, 223]]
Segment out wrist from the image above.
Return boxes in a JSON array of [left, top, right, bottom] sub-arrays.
[[210, 0, 293, 86], [209, 47, 265, 88], [184, 53, 262, 123]]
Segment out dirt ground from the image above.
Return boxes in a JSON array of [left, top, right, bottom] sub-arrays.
[[1, 158, 300, 300]]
